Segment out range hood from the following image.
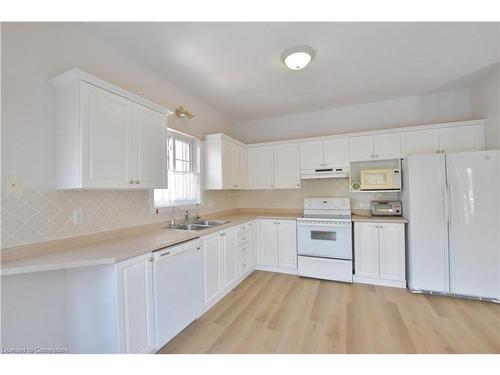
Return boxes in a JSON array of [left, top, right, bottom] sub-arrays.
[[301, 167, 350, 180]]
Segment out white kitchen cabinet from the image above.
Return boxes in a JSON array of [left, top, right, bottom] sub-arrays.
[[353, 222, 380, 278], [401, 129, 440, 156], [300, 138, 349, 169], [373, 133, 401, 160], [258, 219, 279, 266], [115, 253, 155, 354], [274, 143, 301, 189], [222, 228, 238, 291], [277, 220, 298, 269], [378, 223, 406, 281], [438, 125, 484, 153], [349, 136, 374, 162], [300, 140, 324, 169], [202, 232, 223, 308], [133, 104, 168, 188], [323, 138, 350, 167], [349, 133, 400, 162], [257, 219, 297, 272], [204, 134, 246, 190], [354, 222, 406, 287], [247, 146, 275, 189], [51, 70, 168, 190], [401, 125, 484, 157]]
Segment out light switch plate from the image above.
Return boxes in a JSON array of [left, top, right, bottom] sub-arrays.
[[208, 200, 214, 209], [7, 176, 22, 194]]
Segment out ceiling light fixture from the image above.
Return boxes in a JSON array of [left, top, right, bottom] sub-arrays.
[[282, 46, 315, 70]]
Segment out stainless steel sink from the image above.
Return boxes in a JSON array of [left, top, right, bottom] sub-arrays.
[[172, 220, 229, 231], [194, 220, 229, 226], [172, 223, 211, 231]]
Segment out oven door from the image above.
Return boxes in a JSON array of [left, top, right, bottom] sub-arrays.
[[297, 221, 352, 260]]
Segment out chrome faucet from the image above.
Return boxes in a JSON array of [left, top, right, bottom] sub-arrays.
[[168, 206, 177, 227], [184, 210, 189, 224], [194, 203, 201, 221]]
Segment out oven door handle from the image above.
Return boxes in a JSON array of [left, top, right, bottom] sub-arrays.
[[297, 222, 351, 227]]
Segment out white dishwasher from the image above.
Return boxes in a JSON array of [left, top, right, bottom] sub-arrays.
[[152, 238, 203, 350]]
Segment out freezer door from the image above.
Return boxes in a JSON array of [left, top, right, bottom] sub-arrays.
[[447, 150, 499, 299], [406, 154, 450, 293]]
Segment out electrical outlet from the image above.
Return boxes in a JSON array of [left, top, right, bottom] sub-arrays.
[[73, 209, 83, 224], [7, 176, 22, 194], [208, 200, 214, 209]]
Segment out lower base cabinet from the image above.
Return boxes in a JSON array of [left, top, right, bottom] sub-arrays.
[[201, 221, 257, 310], [257, 219, 297, 272], [353, 222, 406, 288], [115, 253, 156, 354]]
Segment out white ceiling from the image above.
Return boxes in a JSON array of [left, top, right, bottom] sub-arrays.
[[79, 22, 499, 122]]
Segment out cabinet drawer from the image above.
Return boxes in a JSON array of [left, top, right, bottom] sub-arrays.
[[237, 223, 250, 234], [238, 254, 249, 276], [237, 242, 249, 257], [237, 231, 250, 245]]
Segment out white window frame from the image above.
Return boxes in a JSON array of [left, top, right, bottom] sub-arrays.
[[152, 129, 201, 209]]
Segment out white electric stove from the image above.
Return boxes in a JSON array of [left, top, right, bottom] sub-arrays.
[[297, 197, 353, 283]]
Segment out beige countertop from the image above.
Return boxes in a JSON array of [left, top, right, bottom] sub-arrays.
[[0, 210, 300, 276], [351, 214, 408, 224]]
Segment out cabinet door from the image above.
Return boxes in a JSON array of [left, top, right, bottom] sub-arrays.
[[221, 139, 234, 189], [237, 145, 248, 189], [247, 146, 274, 189], [354, 222, 380, 278], [274, 143, 301, 189], [223, 229, 238, 290], [247, 221, 257, 270], [438, 125, 484, 153], [401, 129, 440, 157], [349, 136, 374, 162], [81, 82, 133, 188], [323, 138, 349, 167], [230, 143, 243, 189], [373, 133, 401, 160], [202, 233, 223, 307], [277, 220, 297, 269], [132, 104, 167, 188], [258, 220, 278, 266], [378, 223, 406, 281], [116, 254, 155, 354], [300, 140, 324, 169]]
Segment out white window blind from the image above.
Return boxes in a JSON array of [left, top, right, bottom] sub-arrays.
[[154, 130, 201, 208]]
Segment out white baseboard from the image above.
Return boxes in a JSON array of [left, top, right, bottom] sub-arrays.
[[353, 275, 406, 289], [255, 265, 297, 275]]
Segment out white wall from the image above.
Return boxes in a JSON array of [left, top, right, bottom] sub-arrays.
[[470, 67, 500, 150], [231, 89, 472, 143], [1, 23, 234, 190]]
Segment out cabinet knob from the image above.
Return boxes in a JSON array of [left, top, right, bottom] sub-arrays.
[[135, 180, 140, 184], [129, 179, 134, 184]]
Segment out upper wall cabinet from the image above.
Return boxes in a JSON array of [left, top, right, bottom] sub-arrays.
[[401, 124, 484, 157], [204, 134, 246, 190], [437, 125, 484, 153], [247, 146, 275, 189], [349, 133, 401, 162], [300, 138, 349, 169], [51, 69, 169, 190], [274, 143, 301, 189]]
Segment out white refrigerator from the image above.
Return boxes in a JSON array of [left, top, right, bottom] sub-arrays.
[[402, 150, 499, 301]]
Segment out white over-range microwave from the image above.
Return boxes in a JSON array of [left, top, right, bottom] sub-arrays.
[[360, 168, 401, 190]]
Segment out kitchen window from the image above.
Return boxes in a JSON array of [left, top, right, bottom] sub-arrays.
[[153, 129, 201, 208]]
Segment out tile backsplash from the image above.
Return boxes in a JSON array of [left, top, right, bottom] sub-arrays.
[[238, 178, 398, 210], [1, 189, 239, 249], [1, 179, 396, 249]]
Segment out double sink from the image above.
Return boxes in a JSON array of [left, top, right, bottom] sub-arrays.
[[172, 220, 229, 231]]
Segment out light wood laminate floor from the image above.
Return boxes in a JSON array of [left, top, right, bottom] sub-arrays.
[[158, 271, 500, 354]]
